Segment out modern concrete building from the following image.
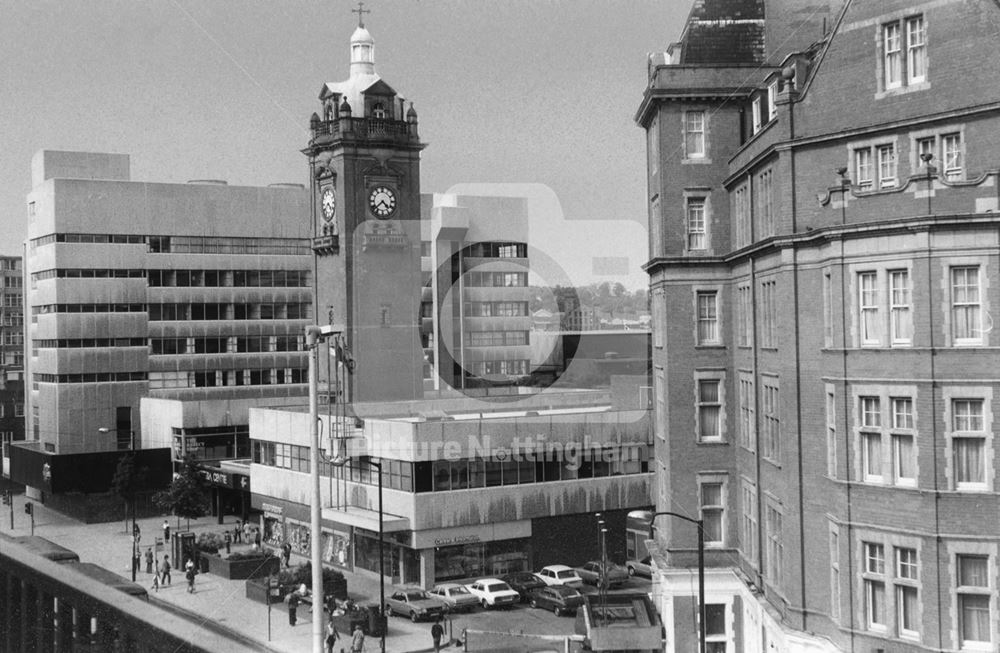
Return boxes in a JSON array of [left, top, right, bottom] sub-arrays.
[[421, 193, 533, 393], [0, 255, 25, 476], [249, 387, 652, 587], [639, 1, 1000, 651], [13, 150, 312, 514]]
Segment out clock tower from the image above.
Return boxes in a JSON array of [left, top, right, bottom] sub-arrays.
[[304, 16, 425, 403]]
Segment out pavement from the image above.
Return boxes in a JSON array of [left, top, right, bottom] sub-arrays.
[[0, 491, 458, 653]]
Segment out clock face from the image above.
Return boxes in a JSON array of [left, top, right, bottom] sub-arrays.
[[321, 188, 336, 221], [368, 186, 397, 218]]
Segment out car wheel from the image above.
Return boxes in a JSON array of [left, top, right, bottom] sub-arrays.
[[627, 566, 636, 577], [410, 612, 419, 623], [481, 599, 490, 610], [530, 599, 538, 609], [385, 605, 393, 618], [554, 606, 562, 617]]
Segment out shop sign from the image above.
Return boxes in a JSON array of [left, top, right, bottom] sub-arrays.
[[261, 502, 284, 517], [199, 469, 230, 486], [433, 535, 481, 546]]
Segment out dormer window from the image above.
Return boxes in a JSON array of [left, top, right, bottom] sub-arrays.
[[372, 102, 387, 119], [324, 101, 335, 122], [751, 96, 763, 134]]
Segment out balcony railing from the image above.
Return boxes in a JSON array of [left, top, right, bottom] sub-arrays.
[[311, 117, 416, 142]]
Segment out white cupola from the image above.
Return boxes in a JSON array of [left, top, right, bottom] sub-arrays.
[[350, 25, 375, 77]]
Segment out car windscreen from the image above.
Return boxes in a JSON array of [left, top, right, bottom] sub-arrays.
[[449, 587, 471, 595], [556, 570, 577, 579], [405, 592, 425, 601], [486, 583, 511, 593], [554, 587, 581, 597]]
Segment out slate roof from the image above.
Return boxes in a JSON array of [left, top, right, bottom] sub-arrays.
[[677, 0, 766, 65]]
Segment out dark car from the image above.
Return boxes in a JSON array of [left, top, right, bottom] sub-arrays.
[[501, 571, 545, 602], [575, 561, 630, 588], [529, 586, 586, 616], [385, 589, 448, 622]]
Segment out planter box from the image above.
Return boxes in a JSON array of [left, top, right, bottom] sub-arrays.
[[204, 552, 279, 580]]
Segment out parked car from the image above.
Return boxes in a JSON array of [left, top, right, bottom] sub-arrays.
[[626, 556, 653, 578], [529, 586, 586, 616], [535, 565, 584, 587], [428, 583, 479, 613], [575, 561, 630, 587], [465, 578, 520, 609], [501, 571, 546, 601], [384, 588, 448, 622]]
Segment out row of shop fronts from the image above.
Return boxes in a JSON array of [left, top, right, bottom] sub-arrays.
[[249, 493, 634, 588]]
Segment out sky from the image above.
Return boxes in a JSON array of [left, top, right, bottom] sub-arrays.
[[0, 0, 694, 289]]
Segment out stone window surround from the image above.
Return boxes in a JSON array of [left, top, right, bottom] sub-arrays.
[[851, 383, 921, 487], [942, 386, 994, 492], [854, 526, 924, 642]]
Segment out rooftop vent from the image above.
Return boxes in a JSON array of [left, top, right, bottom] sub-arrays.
[[186, 179, 228, 185]]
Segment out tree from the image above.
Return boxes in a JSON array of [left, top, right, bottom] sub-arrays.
[[111, 454, 147, 532], [153, 454, 209, 530]]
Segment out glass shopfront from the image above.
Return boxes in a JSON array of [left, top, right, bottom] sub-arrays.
[[263, 515, 283, 548], [322, 529, 352, 569], [354, 528, 408, 578], [285, 520, 312, 556], [434, 538, 531, 582]]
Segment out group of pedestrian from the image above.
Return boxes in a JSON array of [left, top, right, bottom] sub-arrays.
[[322, 621, 364, 653], [151, 555, 171, 592]]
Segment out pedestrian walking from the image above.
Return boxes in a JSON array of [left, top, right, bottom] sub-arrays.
[[145, 548, 154, 574], [431, 618, 445, 653], [160, 555, 171, 585], [224, 530, 232, 555], [282, 541, 292, 567], [254, 529, 261, 550], [235, 518, 242, 543], [325, 620, 340, 653], [242, 521, 251, 543], [350, 623, 365, 653], [287, 591, 299, 626], [151, 562, 160, 592], [185, 564, 196, 593], [132, 551, 141, 577], [162, 519, 170, 543]]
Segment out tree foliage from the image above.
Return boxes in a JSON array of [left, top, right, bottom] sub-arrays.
[[111, 454, 143, 502], [153, 454, 209, 523], [530, 283, 650, 321]]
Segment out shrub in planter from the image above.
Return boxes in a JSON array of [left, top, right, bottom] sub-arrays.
[[278, 562, 347, 600], [228, 549, 276, 562], [196, 532, 226, 555]]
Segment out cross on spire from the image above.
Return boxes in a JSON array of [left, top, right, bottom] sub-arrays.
[[352, 1, 370, 27]]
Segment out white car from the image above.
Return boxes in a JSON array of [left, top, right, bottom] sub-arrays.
[[465, 578, 520, 609], [535, 565, 584, 587]]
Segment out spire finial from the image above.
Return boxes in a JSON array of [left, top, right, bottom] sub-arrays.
[[352, 1, 371, 27]]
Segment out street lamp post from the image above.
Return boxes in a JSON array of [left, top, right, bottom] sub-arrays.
[[100, 427, 138, 581], [306, 324, 344, 653], [361, 458, 386, 653], [307, 324, 384, 653], [650, 511, 705, 653]]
